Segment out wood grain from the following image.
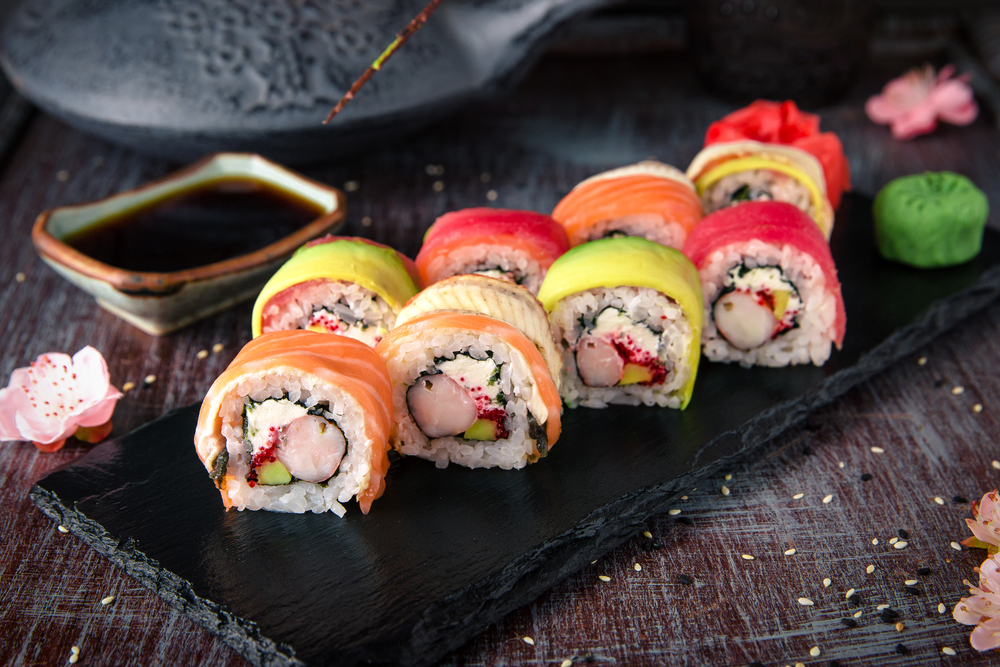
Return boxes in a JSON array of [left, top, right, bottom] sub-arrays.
[[2, 48, 1000, 667]]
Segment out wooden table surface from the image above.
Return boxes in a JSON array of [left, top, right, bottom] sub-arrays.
[[2, 46, 1000, 667]]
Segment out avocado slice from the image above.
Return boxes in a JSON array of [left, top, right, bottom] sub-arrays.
[[771, 290, 792, 319], [619, 363, 655, 386], [258, 460, 292, 485], [463, 418, 499, 441]]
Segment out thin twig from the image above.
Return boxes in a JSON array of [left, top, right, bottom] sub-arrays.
[[323, 0, 446, 124]]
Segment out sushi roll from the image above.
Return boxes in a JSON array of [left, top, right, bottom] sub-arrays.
[[686, 140, 835, 238], [252, 236, 421, 346], [537, 237, 703, 409], [375, 311, 562, 470], [194, 331, 393, 516], [394, 274, 563, 389], [414, 208, 570, 294], [551, 160, 703, 249], [682, 201, 846, 367]]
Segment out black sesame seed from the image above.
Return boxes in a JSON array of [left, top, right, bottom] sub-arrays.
[[651, 539, 663, 549], [640, 541, 652, 552], [676, 516, 695, 525], [583, 652, 595, 663], [841, 618, 858, 628], [934, 379, 946, 388], [829, 661, 842, 667], [748, 663, 765, 667], [805, 422, 823, 432], [881, 608, 900, 622], [896, 643, 910, 655], [954, 495, 969, 504], [848, 592, 861, 605], [678, 574, 694, 585], [905, 586, 922, 595], [918, 567, 933, 575], [803, 446, 814, 456], [898, 529, 910, 539], [860, 473, 873, 481]]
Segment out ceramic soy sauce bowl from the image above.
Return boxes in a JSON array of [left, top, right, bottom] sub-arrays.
[[31, 153, 346, 335]]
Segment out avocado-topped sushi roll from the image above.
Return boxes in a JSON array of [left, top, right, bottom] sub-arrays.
[[682, 201, 845, 367], [375, 311, 561, 470], [687, 140, 835, 238], [551, 160, 703, 249], [537, 237, 703, 409], [252, 236, 421, 346], [194, 331, 393, 516], [415, 208, 570, 294]]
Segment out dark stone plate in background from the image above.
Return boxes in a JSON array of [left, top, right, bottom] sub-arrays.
[[30, 195, 1000, 667]]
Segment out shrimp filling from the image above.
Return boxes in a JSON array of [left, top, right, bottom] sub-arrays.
[[242, 397, 347, 486], [406, 353, 509, 441], [713, 264, 802, 350], [306, 303, 389, 346], [575, 307, 671, 387]]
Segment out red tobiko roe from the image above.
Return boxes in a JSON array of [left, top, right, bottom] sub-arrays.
[[704, 100, 851, 210]]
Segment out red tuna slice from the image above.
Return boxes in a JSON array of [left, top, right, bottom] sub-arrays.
[[682, 201, 845, 348]]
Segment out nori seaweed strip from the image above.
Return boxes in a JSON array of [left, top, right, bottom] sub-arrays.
[[528, 413, 548, 458], [209, 449, 229, 486]]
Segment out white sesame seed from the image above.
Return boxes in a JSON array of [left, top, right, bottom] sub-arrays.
[[942, 647, 957, 656], [867, 564, 876, 574], [917, 356, 927, 365], [362, 216, 373, 227], [994, 460, 1000, 470], [905, 579, 918, 585], [974, 404, 983, 413], [598, 575, 611, 582], [838, 461, 845, 468], [432, 180, 445, 192], [894, 541, 908, 549], [952, 386, 965, 395], [668, 509, 681, 516], [798, 597, 814, 606], [344, 180, 360, 192], [741, 554, 754, 560], [196, 349, 209, 359], [889, 537, 899, 544], [522, 636, 534, 645], [591, 560, 597, 564], [845, 588, 856, 599], [784, 548, 797, 556], [56, 170, 70, 182], [634, 563, 642, 572], [939, 603, 947, 614], [69, 655, 79, 664], [877, 604, 890, 610], [122, 382, 135, 392], [721, 485, 730, 496], [15, 272, 25, 283], [425, 165, 437, 175], [809, 646, 821, 657], [561, 661, 572, 667], [101, 595, 115, 605], [71, 646, 79, 654], [793, 493, 804, 499], [823, 578, 832, 588], [212, 343, 224, 353], [58, 525, 69, 533], [871, 446, 885, 454], [934, 496, 945, 505], [681, 495, 688, 500], [144, 374, 156, 384], [795, 663, 805, 667], [895, 622, 904, 631], [872, 538, 879, 545], [854, 610, 863, 618], [486, 189, 498, 201], [724, 473, 732, 481], [480, 172, 491, 183], [951, 542, 962, 551], [643, 531, 652, 539], [822, 494, 833, 504]]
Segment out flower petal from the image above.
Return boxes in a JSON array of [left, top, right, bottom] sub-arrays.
[[75, 384, 122, 429], [955, 597, 986, 625], [970, 617, 1000, 651]]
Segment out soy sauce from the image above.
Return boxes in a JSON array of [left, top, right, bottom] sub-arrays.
[[64, 177, 327, 273]]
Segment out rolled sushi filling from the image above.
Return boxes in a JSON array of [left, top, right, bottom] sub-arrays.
[[581, 214, 685, 249], [406, 353, 510, 441], [241, 397, 347, 487], [469, 266, 526, 287], [703, 170, 813, 218], [427, 245, 545, 293], [261, 280, 395, 346], [575, 307, 671, 387], [712, 264, 802, 351]]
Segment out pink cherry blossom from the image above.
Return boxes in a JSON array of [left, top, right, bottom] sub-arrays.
[[955, 554, 1000, 651], [0, 346, 122, 452], [865, 64, 978, 140], [964, 490, 1000, 556]]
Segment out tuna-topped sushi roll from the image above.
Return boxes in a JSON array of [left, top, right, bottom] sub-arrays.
[[252, 236, 421, 346], [194, 331, 392, 516], [551, 160, 703, 249], [375, 309, 562, 470], [687, 140, 835, 238], [415, 208, 570, 294], [683, 201, 845, 367], [538, 237, 703, 409]]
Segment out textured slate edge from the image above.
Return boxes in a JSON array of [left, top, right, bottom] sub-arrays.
[[28, 263, 1000, 667], [29, 464, 302, 667]]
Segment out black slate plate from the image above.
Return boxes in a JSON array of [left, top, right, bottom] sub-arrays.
[[31, 194, 1000, 667]]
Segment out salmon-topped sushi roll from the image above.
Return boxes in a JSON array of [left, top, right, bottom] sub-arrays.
[[415, 208, 570, 294], [551, 160, 704, 249], [194, 331, 392, 516]]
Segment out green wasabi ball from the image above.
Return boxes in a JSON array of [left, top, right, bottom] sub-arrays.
[[874, 172, 989, 269]]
